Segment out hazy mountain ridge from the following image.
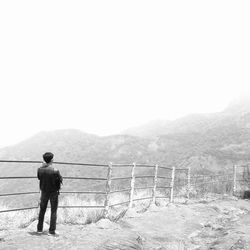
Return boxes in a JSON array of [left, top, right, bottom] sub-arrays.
[[1, 97, 250, 174], [122, 95, 250, 137], [1, 98, 250, 206]]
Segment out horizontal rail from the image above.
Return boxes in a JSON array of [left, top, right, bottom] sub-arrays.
[[158, 166, 172, 170], [54, 162, 108, 167], [60, 191, 106, 195], [0, 160, 108, 167], [134, 186, 154, 190], [156, 196, 169, 199], [157, 176, 171, 179], [36, 205, 105, 209], [193, 180, 234, 186], [156, 186, 172, 189], [176, 168, 188, 171], [109, 200, 130, 207], [0, 160, 188, 170], [41, 205, 105, 209], [112, 164, 133, 167], [0, 176, 107, 180], [0, 192, 39, 197], [0, 206, 38, 213], [63, 177, 107, 180], [190, 174, 234, 178], [0, 205, 106, 213], [109, 188, 131, 194], [58, 205, 105, 208], [0, 160, 42, 164], [112, 164, 155, 168], [0, 176, 36, 179], [111, 177, 132, 181], [135, 175, 154, 179], [135, 164, 155, 168], [133, 197, 152, 202]]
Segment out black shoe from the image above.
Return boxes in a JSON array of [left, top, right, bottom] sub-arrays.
[[48, 231, 58, 236]]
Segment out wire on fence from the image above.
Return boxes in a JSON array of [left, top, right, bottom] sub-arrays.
[[0, 207, 39, 213], [158, 166, 172, 170], [0, 176, 37, 179], [135, 164, 155, 168], [111, 177, 132, 181], [0, 192, 39, 197], [135, 175, 155, 179], [134, 186, 154, 190], [0, 159, 238, 214], [133, 197, 152, 202], [193, 180, 234, 186], [157, 176, 172, 179], [109, 188, 131, 194], [109, 200, 130, 207], [63, 177, 107, 180], [60, 191, 106, 194], [0, 160, 109, 167], [112, 164, 133, 167], [190, 174, 234, 179]]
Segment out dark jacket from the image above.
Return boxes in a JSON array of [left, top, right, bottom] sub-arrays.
[[37, 163, 63, 193]]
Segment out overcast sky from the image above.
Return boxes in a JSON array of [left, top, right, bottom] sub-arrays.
[[0, 1, 250, 148]]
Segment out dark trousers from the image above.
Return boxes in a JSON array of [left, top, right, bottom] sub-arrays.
[[37, 191, 58, 232]]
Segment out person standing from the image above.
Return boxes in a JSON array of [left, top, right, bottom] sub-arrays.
[[37, 152, 63, 235]]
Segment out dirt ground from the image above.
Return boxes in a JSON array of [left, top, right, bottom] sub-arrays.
[[1, 196, 250, 250]]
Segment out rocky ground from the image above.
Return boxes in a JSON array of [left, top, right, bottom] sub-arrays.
[[1, 196, 250, 249]]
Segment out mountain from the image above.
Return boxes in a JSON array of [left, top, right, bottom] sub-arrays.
[[224, 93, 250, 116], [1, 96, 250, 171], [1, 96, 250, 207], [122, 120, 171, 137], [122, 95, 250, 137]]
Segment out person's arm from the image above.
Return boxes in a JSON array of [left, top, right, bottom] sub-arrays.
[[37, 168, 40, 180], [57, 170, 63, 184], [54, 169, 63, 187]]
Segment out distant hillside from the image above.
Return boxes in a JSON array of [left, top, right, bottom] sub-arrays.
[[1, 96, 250, 207], [122, 95, 250, 137], [1, 96, 250, 171], [119, 95, 250, 171], [122, 120, 171, 137]]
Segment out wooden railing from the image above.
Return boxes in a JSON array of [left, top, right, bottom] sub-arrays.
[[0, 160, 191, 214], [0, 160, 242, 214]]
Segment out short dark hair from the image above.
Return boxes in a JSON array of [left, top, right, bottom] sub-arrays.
[[43, 152, 54, 163]]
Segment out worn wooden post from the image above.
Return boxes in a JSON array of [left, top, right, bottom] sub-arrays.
[[187, 167, 191, 200], [170, 167, 175, 203], [104, 162, 112, 218], [152, 164, 159, 205], [129, 163, 136, 209], [233, 165, 237, 196]]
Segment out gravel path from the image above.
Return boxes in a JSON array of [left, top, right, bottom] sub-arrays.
[[1, 197, 250, 249]]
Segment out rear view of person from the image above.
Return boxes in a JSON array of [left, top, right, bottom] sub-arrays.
[[37, 152, 63, 235]]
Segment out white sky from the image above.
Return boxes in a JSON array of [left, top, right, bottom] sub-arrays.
[[0, 1, 250, 148]]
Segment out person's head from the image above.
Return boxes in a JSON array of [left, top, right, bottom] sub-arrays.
[[43, 152, 54, 164]]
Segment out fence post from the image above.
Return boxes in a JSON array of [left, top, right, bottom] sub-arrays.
[[170, 167, 175, 203], [233, 165, 237, 196], [152, 164, 159, 205], [104, 162, 112, 218], [187, 167, 191, 200], [129, 162, 136, 209]]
